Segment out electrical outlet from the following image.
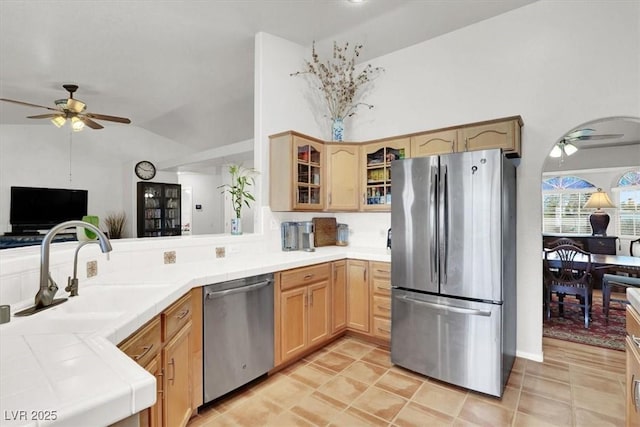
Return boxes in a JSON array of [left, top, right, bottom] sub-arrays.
[[215, 247, 226, 258], [86, 260, 98, 278], [164, 251, 176, 264]]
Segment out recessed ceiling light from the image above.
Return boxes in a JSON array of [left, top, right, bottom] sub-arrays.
[[348, 0, 366, 3]]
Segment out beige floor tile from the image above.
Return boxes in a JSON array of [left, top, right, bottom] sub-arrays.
[[506, 369, 523, 389], [512, 411, 561, 427], [517, 390, 573, 427], [472, 385, 520, 411], [522, 374, 572, 403], [311, 351, 356, 373], [317, 374, 369, 404], [411, 381, 467, 417], [221, 395, 285, 427], [375, 369, 423, 399], [524, 360, 571, 383], [289, 362, 336, 389], [290, 390, 348, 426], [329, 407, 389, 427], [351, 386, 408, 422], [333, 339, 376, 359], [264, 410, 316, 427], [210, 387, 255, 413], [570, 365, 626, 395], [457, 395, 513, 427], [361, 347, 393, 368], [574, 407, 624, 427], [340, 360, 388, 384], [393, 401, 454, 427], [572, 384, 624, 416], [511, 357, 527, 373], [388, 365, 431, 382], [259, 374, 314, 409]]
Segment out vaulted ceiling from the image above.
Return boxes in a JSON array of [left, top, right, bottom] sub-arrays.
[[0, 0, 537, 152]]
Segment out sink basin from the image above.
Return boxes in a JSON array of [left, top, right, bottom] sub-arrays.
[[50, 284, 168, 315]]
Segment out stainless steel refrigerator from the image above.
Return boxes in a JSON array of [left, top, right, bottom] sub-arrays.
[[390, 149, 516, 397]]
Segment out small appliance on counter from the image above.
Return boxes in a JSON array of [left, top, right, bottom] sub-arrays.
[[281, 222, 299, 251], [298, 221, 315, 252], [386, 228, 392, 251], [336, 223, 349, 246]]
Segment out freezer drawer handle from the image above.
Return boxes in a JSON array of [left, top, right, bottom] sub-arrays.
[[398, 295, 491, 317], [205, 280, 272, 300]]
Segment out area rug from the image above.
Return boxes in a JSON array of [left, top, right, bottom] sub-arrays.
[[543, 291, 626, 351]]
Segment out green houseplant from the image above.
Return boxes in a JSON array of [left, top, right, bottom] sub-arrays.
[[218, 164, 258, 235]]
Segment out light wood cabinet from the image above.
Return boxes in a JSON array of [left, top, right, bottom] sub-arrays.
[[325, 144, 360, 211], [331, 260, 347, 335], [360, 138, 410, 212], [458, 116, 522, 157], [627, 305, 640, 426], [270, 131, 324, 211], [275, 263, 331, 365], [411, 129, 457, 157], [370, 262, 391, 342], [163, 321, 192, 427], [347, 260, 370, 332]]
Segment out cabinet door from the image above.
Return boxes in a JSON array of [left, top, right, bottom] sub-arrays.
[[279, 286, 308, 362], [293, 136, 324, 210], [627, 336, 640, 426], [326, 144, 360, 211], [163, 323, 192, 427], [347, 260, 370, 332], [331, 261, 347, 334], [307, 281, 330, 346], [410, 129, 457, 157], [140, 354, 163, 427], [458, 118, 520, 155], [361, 138, 410, 211]]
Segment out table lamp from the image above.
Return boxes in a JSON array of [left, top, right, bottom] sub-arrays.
[[583, 188, 615, 236]]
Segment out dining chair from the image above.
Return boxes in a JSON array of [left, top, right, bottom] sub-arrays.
[[602, 273, 640, 321], [543, 244, 593, 328], [631, 238, 640, 257], [547, 237, 585, 250]]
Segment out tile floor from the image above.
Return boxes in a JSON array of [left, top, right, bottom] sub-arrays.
[[187, 336, 625, 426]]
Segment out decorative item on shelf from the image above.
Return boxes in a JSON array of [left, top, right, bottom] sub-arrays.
[[104, 211, 127, 239], [583, 188, 616, 236], [218, 164, 258, 235], [76, 215, 99, 241], [291, 41, 383, 141]]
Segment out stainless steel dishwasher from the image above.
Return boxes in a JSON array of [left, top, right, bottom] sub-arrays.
[[203, 273, 274, 404]]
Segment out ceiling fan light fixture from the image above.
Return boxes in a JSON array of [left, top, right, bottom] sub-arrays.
[[51, 116, 66, 128], [71, 116, 85, 131], [550, 145, 562, 158], [563, 142, 578, 156]]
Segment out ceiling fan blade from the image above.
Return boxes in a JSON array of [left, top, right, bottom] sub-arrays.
[[85, 112, 131, 124], [26, 113, 64, 119], [79, 116, 104, 130], [569, 134, 624, 141], [0, 98, 59, 111]]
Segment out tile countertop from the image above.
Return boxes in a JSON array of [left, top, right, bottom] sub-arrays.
[[0, 246, 390, 427]]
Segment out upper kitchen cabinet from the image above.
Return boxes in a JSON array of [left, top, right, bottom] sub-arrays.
[[361, 138, 409, 211], [458, 116, 523, 157], [325, 143, 360, 211], [410, 129, 458, 157], [270, 131, 324, 211]]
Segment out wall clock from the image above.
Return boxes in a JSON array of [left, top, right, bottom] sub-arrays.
[[135, 160, 156, 180]]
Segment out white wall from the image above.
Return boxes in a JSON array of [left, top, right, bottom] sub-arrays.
[[178, 171, 224, 234], [255, 0, 640, 361], [0, 124, 193, 237]]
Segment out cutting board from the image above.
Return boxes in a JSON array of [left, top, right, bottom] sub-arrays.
[[313, 217, 337, 247]]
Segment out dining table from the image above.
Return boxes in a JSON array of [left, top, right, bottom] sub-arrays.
[[543, 251, 640, 288]]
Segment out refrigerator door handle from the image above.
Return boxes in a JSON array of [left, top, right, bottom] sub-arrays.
[[442, 164, 449, 284], [398, 295, 492, 317], [430, 164, 438, 284]]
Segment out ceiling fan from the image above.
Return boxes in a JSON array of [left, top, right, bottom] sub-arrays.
[[0, 84, 131, 131], [550, 128, 624, 158]]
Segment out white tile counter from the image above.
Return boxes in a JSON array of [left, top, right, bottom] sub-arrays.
[[0, 245, 389, 426]]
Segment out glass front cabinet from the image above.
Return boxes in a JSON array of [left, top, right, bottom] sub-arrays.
[[360, 138, 410, 211], [137, 182, 182, 237], [294, 137, 323, 210]]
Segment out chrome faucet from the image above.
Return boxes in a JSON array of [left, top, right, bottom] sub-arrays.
[[34, 220, 112, 309], [65, 240, 100, 297]]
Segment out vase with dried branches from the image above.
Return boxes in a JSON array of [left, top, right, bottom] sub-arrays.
[[104, 211, 127, 239], [291, 41, 383, 141]]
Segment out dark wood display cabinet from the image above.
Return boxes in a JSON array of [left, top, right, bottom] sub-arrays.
[[542, 234, 618, 255], [137, 182, 181, 238]]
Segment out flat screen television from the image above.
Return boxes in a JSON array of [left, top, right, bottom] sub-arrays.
[[10, 186, 88, 234]]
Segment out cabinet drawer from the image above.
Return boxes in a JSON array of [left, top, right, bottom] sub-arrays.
[[163, 292, 192, 341], [119, 316, 162, 367], [587, 238, 616, 255], [371, 262, 390, 279], [372, 316, 391, 340], [372, 295, 391, 319], [280, 263, 330, 291], [628, 305, 640, 339]]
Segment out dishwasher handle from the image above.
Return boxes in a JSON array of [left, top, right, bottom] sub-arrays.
[[205, 279, 272, 300]]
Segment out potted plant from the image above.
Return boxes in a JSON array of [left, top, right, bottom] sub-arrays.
[[218, 164, 258, 235], [103, 211, 127, 239]]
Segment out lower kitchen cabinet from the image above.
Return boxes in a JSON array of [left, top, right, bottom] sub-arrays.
[[140, 355, 163, 427], [331, 260, 347, 335], [370, 261, 391, 343], [627, 306, 640, 426], [347, 260, 370, 333], [163, 322, 192, 427], [275, 263, 331, 366]]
